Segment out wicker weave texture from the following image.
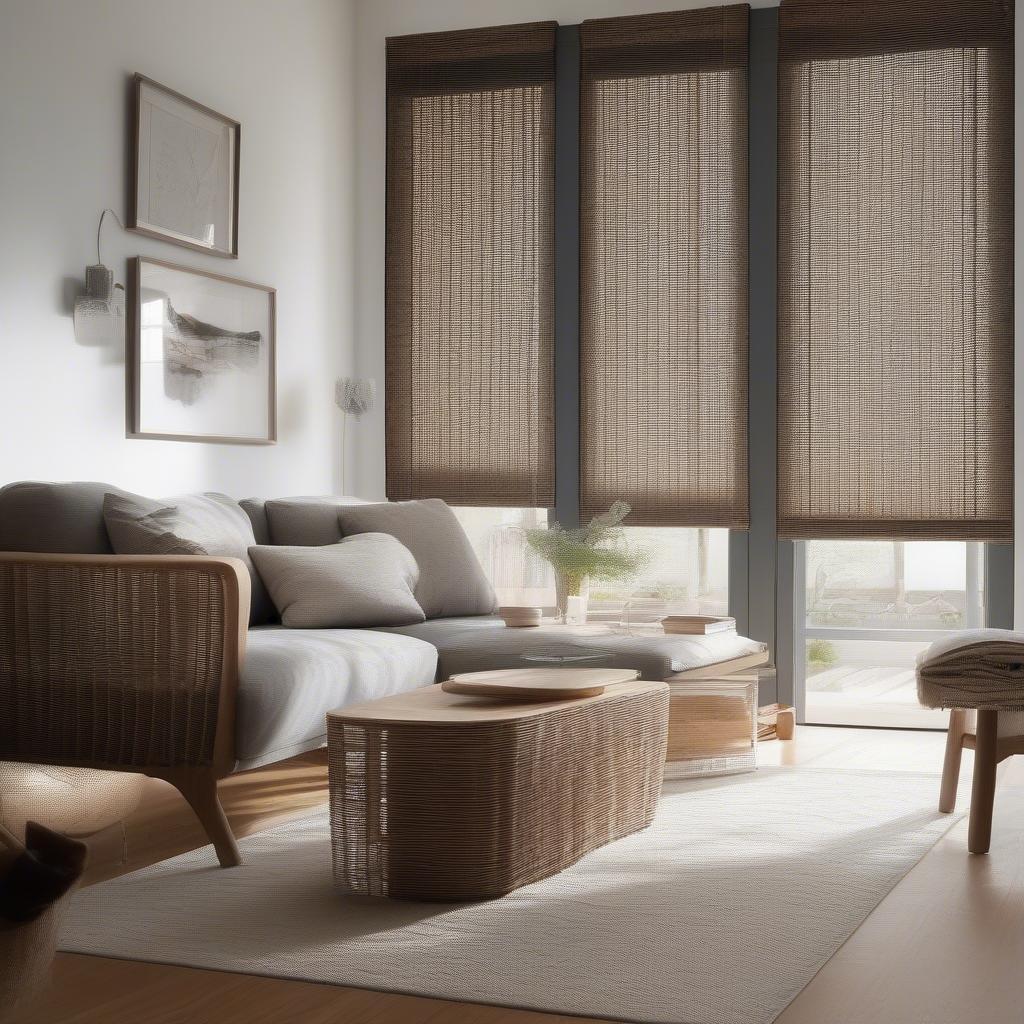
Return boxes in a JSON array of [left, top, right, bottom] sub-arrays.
[[777, 0, 1014, 541], [0, 556, 241, 771], [385, 23, 557, 508], [328, 685, 668, 900], [579, 7, 749, 528]]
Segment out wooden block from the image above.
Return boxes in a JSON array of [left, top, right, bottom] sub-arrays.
[[757, 703, 796, 741], [776, 706, 795, 740], [667, 693, 752, 759]]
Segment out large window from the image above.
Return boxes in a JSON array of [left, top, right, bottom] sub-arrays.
[[452, 508, 555, 608], [454, 511, 729, 624], [589, 528, 729, 624], [797, 541, 984, 728]]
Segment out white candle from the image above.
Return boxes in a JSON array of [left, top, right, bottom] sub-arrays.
[[565, 595, 585, 626]]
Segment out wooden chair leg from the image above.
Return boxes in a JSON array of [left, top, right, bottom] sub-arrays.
[[172, 774, 243, 868], [968, 709, 999, 855], [939, 708, 969, 813]]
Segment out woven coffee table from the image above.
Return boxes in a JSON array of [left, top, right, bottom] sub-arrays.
[[327, 671, 669, 901]]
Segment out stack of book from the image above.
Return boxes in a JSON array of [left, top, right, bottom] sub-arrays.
[[660, 615, 736, 636]]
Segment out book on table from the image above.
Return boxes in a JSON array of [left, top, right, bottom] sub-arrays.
[[661, 615, 736, 636]]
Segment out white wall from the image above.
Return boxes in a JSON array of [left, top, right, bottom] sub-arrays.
[[350, 0, 777, 500], [0, 0, 355, 500]]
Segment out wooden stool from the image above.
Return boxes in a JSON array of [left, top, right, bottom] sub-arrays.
[[918, 632, 1024, 854], [935, 708, 1024, 854]]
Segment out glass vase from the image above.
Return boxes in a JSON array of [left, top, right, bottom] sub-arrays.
[[555, 571, 590, 624]]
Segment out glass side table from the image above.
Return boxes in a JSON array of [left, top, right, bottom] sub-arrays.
[[520, 646, 609, 666], [663, 674, 759, 779]]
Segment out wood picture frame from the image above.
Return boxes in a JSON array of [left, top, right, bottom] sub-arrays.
[[127, 256, 276, 445], [129, 73, 241, 258]]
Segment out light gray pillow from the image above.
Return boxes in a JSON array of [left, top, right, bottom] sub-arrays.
[[337, 499, 496, 619], [103, 491, 274, 626], [248, 534, 424, 629]]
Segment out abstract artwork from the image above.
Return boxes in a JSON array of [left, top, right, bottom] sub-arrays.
[[129, 257, 275, 444], [130, 75, 240, 257]]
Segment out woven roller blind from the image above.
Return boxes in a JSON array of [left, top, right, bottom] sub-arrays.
[[579, 6, 750, 529], [385, 23, 556, 507], [777, 0, 1014, 541]]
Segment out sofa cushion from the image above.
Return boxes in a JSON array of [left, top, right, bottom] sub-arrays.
[[238, 498, 271, 545], [237, 626, 438, 771], [257, 495, 369, 546], [0, 480, 132, 553], [374, 616, 768, 681], [249, 535, 424, 628], [337, 499, 496, 619], [103, 491, 274, 626]]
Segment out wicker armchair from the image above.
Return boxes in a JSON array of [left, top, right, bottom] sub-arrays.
[[0, 553, 249, 867]]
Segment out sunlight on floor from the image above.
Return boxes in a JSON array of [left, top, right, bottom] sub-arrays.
[[806, 665, 949, 729]]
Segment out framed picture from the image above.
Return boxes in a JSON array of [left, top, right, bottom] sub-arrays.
[[128, 257, 275, 444], [129, 74, 240, 257]]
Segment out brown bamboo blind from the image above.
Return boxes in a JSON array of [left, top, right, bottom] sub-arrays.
[[777, 0, 1014, 541], [579, 6, 750, 528], [385, 23, 556, 507]]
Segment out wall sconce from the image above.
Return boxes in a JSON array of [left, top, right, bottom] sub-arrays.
[[73, 209, 125, 347], [335, 377, 376, 418], [335, 377, 376, 493]]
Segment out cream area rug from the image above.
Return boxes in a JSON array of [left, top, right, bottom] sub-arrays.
[[60, 766, 964, 1024]]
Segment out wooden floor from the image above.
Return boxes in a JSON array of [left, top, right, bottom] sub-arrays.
[[8, 726, 1024, 1024]]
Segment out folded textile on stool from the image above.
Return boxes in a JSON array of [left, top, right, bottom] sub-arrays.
[[917, 629, 1024, 710]]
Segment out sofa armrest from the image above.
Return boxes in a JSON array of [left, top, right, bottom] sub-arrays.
[[0, 553, 249, 777]]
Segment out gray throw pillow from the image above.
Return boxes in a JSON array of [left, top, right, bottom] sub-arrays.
[[248, 534, 424, 629], [0, 480, 133, 553], [336, 499, 496, 619], [260, 495, 369, 546], [103, 491, 274, 626]]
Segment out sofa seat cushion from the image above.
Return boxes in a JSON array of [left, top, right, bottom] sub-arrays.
[[373, 616, 768, 682], [236, 626, 438, 771]]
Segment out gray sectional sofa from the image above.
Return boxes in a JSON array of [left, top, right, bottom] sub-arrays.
[[0, 481, 767, 867]]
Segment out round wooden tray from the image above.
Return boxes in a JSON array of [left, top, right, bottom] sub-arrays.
[[441, 667, 639, 701]]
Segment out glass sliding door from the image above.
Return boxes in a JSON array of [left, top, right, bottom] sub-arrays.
[[794, 540, 984, 729]]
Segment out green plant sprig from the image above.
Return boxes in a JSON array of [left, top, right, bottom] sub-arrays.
[[523, 501, 649, 585]]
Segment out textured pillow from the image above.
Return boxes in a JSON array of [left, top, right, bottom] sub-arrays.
[[336, 499, 496, 619], [248, 534, 424, 629], [261, 495, 369, 546], [103, 491, 274, 626], [238, 497, 271, 545]]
